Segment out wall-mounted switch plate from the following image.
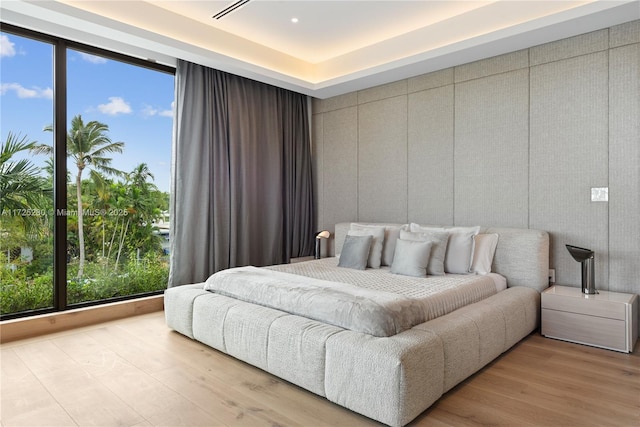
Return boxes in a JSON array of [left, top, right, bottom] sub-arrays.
[[591, 187, 608, 202]]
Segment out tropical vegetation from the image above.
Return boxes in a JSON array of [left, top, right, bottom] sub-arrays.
[[0, 115, 169, 316]]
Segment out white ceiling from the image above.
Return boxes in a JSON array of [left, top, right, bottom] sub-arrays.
[[1, 1, 639, 98]]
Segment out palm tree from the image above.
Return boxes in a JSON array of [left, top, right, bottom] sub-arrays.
[[113, 164, 159, 269], [128, 163, 156, 191], [90, 173, 113, 260], [0, 132, 50, 231], [34, 115, 124, 278]]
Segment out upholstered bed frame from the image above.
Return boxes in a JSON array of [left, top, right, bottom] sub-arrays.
[[165, 223, 549, 426]]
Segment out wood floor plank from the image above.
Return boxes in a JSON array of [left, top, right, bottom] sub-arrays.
[[0, 348, 76, 427], [51, 333, 227, 427], [88, 319, 310, 426], [11, 340, 144, 427], [409, 335, 640, 427], [152, 363, 303, 427], [490, 343, 640, 410]]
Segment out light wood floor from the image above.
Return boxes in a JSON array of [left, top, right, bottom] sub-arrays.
[[1, 312, 638, 427]]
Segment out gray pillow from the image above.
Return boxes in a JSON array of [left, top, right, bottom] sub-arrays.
[[350, 223, 404, 267], [400, 229, 448, 276], [390, 239, 432, 277], [338, 234, 373, 270], [347, 227, 385, 269]]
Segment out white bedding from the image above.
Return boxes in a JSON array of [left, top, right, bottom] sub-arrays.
[[204, 258, 501, 336], [204, 266, 426, 337], [267, 257, 501, 325]]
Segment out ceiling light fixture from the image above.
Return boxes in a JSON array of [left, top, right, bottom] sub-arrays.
[[212, 0, 251, 20], [291, 17, 299, 23]]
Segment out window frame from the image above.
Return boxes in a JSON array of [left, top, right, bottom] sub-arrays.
[[0, 22, 175, 320]]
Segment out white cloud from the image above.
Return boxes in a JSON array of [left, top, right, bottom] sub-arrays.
[[0, 35, 16, 57], [78, 52, 107, 64], [142, 103, 173, 118], [0, 82, 53, 99], [97, 97, 132, 115], [141, 105, 158, 117]]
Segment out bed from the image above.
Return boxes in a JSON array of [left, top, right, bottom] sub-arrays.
[[165, 222, 549, 426]]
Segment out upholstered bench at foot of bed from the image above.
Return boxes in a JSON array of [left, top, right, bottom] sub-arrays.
[[164, 283, 208, 339], [324, 286, 539, 427], [164, 284, 540, 427]]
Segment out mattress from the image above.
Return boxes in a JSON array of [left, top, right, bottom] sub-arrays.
[[205, 258, 506, 336]]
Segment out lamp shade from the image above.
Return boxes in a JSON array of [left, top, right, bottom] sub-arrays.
[[566, 244, 593, 262], [316, 230, 330, 239]]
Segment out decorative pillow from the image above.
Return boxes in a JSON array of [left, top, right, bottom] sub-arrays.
[[348, 226, 385, 269], [350, 223, 405, 267], [400, 229, 448, 276], [410, 223, 480, 274], [471, 233, 499, 275], [443, 226, 480, 274], [390, 239, 432, 278], [337, 235, 373, 270]]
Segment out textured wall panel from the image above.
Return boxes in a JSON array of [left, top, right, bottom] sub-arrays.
[[358, 80, 407, 104], [322, 107, 359, 231], [530, 29, 608, 66], [609, 43, 640, 294], [408, 85, 454, 225], [530, 52, 609, 288], [312, 92, 358, 114], [610, 19, 640, 48], [358, 96, 408, 222], [408, 68, 454, 93], [454, 50, 529, 83], [454, 69, 530, 228]]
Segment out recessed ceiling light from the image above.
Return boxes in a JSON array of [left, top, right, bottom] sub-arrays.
[[291, 17, 299, 23]]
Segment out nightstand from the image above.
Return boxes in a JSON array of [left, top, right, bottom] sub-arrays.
[[541, 285, 638, 353]]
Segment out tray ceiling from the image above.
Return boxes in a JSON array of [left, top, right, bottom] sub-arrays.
[[1, 0, 638, 98]]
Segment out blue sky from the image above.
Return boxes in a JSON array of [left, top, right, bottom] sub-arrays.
[[0, 32, 174, 193]]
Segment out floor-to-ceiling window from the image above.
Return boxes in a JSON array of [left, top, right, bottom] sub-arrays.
[[0, 31, 55, 315], [0, 25, 174, 319]]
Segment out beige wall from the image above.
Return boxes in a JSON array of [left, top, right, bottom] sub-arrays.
[[312, 20, 639, 301]]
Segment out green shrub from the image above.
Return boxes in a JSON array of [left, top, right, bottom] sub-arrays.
[[1, 256, 168, 315], [0, 268, 53, 314]]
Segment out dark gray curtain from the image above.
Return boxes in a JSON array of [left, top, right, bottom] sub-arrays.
[[168, 60, 315, 287]]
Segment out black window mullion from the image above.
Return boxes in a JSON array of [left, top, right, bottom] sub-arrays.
[[53, 40, 67, 311]]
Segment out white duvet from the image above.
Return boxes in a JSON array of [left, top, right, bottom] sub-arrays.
[[203, 257, 501, 337]]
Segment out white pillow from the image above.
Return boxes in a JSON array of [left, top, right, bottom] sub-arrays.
[[471, 233, 499, 275], [390, 239, 432, 277], [410, 223, 480, 274], [348, 226, 385, 269], [350, 223, 404, 267], [400, 229, 448, 276]]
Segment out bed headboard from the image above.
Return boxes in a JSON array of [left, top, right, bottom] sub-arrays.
[[333, 222, 550, 292]]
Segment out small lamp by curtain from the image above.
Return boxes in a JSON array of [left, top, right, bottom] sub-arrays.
[[566, 244, 598, 294], [315, 231, 330, 259]]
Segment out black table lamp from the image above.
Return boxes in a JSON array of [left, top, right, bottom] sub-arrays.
[[566, 244, 598, 294], [315, 231, 330, 259]]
